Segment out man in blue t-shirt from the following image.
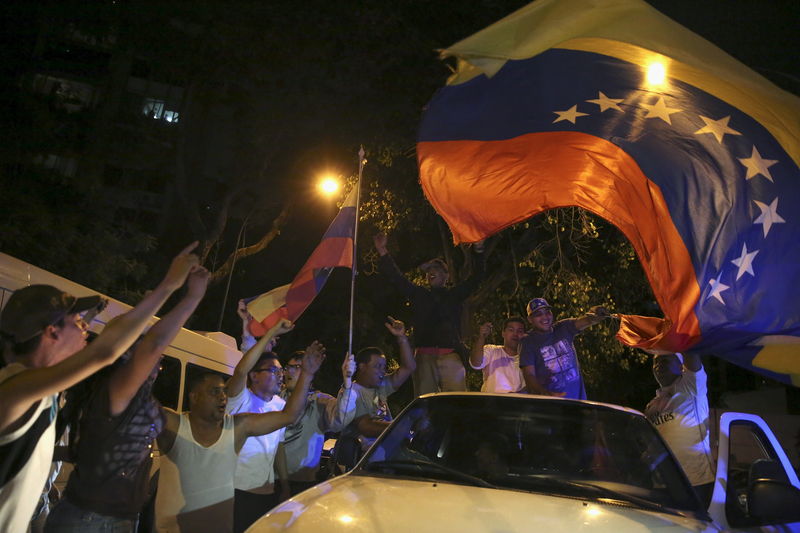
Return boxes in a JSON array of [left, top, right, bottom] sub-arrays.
[[519, 298, 611, 399]]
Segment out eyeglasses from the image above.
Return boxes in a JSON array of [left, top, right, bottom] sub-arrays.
[[253, 367, 283, 375], [285, 364, 302, 371]]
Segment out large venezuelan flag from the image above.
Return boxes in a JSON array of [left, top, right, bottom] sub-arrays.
[[417, 0, 800, 384], [246, 182, 358, 337]]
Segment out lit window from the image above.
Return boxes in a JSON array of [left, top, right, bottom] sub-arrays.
[[143, 98, 165, 119], [163, 110, 180, 123]]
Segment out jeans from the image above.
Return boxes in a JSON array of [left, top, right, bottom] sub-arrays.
[[44, 499, 137, 533]]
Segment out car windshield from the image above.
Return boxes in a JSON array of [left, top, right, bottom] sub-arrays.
[[355, 395, 704, 516]]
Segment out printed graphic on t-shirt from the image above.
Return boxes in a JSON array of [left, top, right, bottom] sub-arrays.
[[540, 341, 579, 390], [373, 395, 390, 421]]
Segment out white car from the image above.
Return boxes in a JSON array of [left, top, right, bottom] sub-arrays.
[[249, 393, 800, 532]]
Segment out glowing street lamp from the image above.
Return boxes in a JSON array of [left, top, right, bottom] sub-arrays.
[[318, 175, 341, 196]]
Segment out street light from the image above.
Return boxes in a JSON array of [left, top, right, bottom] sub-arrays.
[[318, 175, 341, 196]]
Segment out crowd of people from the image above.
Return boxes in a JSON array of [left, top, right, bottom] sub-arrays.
[[0, 237, 715, 532]]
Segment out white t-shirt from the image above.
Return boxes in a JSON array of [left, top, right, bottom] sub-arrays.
[[644, 367, 714, 486], [226, 388, 285, 491], [470, 344, 525, 393], [0, 363, 57, 533]]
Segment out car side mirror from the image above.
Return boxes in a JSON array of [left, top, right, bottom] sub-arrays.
[[748, 479, 800, 523]]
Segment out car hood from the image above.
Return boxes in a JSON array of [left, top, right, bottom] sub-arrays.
[[248, 474, 716, 532]]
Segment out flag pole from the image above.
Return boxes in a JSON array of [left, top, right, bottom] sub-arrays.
[[347, 146, 366, 358]]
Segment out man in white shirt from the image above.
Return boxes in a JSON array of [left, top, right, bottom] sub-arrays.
[[644, 351, 715, 506], [469, 317, 526, 393], [224, 318, 295, 533]]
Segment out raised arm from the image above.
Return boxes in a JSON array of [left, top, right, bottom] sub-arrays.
[[574, 305, 612, 331], [374, 233, 419, 298], [451, 240, 487, 298], [234, 341, 325, 451], [470, 322, 492, 369], [0, 243, 198, 434], [319, 353, 357, 432], [681, 352, 702, 372], [108, 267, 209, 416], [237, 299, 257, 352], [384, 317, 416, 391], [225, 318, 293, 398]]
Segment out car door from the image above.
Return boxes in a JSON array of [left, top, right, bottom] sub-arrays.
[[708, 412, 800, 531]]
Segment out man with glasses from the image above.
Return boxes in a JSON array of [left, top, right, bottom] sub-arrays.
[[224, 318, 296, 533], [280, 350, 356, 495]]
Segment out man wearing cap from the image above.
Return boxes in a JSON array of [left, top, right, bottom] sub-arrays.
[[373, 232, 485, 396], [519, 298, 611, 399], [0, 243, 199, 532], [644, 351, 715, 505]]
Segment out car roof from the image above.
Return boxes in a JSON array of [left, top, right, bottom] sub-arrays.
[[415, 391, 646, 418]]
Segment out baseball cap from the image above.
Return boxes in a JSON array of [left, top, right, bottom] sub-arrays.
[[0, 285, 106, 344], [419, 258, 448, 273], [526, 297, 551, 315]]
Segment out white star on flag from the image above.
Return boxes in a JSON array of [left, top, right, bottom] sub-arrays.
[[753, 198, 786, 237], [586, 92, 624, 112], [731, 243, 759, 280], [553, 105, 588, 124], [739, 146, 778, 182], [641, 96, 681, 125], [707, 272, 729, 304], [694, 115, 742, 144]]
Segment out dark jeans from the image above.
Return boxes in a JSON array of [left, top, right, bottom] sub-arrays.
[[44, 498, 137, 533], [233, 489, 279, 533]]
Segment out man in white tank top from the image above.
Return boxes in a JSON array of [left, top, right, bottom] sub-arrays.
[[154, 333, 324, 533]]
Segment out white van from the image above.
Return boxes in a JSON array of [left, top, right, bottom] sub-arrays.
[[0, 252, 242, 411]]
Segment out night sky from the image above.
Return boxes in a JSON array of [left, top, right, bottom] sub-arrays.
[[0, 0, 797, 402]]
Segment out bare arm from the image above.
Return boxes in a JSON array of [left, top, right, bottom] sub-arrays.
[[235, 342, 325, 451], [355, 415, 391, 438], [384, 317, 415, 391], [225, 318, 293, 399], [320, 353, 357, 432], [681, 352, 702, 372], [156, 407, 181, 455], [275, 443, 290, 500], [108, 267, 209, 416], [0, 243, 198, 434], [574, 305, 612, 331], [522, 366, 565, 397], [470, 322, 492, 369]]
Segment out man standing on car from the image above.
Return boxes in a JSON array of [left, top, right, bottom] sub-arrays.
[[645, 351, 715, 506], [279, 350, 356, 495], [373, 232, 485, 396], [520, 298, 611, 399], [469, 318, 526, 393]]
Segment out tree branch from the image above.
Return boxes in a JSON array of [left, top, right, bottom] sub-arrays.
[[208, 203, 292, 284]]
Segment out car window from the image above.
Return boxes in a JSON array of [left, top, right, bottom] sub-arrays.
[[725, 420, 786, 528], [358, 396, 704, 515]]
